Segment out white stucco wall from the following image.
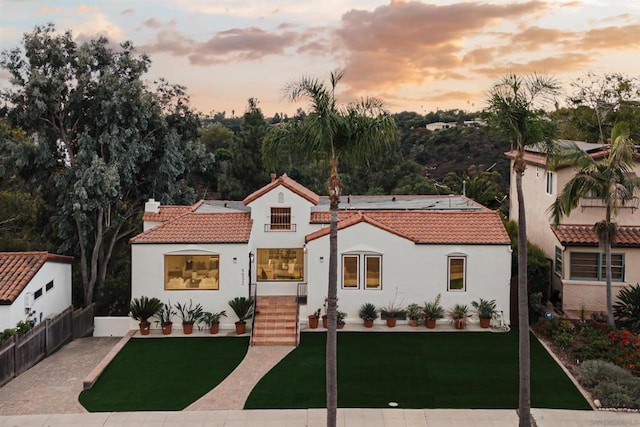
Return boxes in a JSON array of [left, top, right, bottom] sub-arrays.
[[0, 260, 72, 330], [304, 221, 512, 325], [131, 243, 251, 329]]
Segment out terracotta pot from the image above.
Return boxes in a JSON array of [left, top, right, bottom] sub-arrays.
[[183, 323, 194, 335], [235, 321, 246, 335], [161, 323, 172, 335], [479, 317, 491, 329], [409, 319, 418, 327], [425, 318, 436, 329], [309, 316, 319, 329], [337, 322, 345, 329], [322, 315, 328, 329], [209, 324, 219, 334], [454, 319, 465, 330], [386, 317, 397, 328], [139, 321, 151, 335], [364, 319, 374, 328]]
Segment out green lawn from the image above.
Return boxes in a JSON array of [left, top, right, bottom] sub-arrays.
[[244, 331, 591, 410], [79, 337, 249, 412]]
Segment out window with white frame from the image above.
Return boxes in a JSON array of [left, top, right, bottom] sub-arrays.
[[448, 256, 466, 291], [270, 207, 292, 230], [546, 171, 554, 195], [164, 255, 220, 290], [342, 254, 382, 289], [554, 246, 563, 277]]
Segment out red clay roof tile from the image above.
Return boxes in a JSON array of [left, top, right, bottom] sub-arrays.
[[306, 210, 510, 245], [142, 200, 203, 222], [553, 225, 640, 247], [0, 252, 73, 304], [243, 173, 320, 206], [131, 212, 252, 244]]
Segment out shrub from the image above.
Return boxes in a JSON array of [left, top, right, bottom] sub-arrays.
[[594, 381, 640, 409], [607, 330, 640, 376], [580, 360, 630, 388], [0, 328, 16, 344], [614, 283, 640, 331], [572, 327, 610, 362]]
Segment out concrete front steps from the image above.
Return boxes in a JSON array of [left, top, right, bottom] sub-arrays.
[[251, 296, 298, 346]]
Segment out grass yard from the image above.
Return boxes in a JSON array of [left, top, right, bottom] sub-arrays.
[[79, 337, 249, 412], [244, 331, 591, 410]]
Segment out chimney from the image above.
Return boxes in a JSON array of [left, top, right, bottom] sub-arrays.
[[270, 173, 276, 183], [144, 198, 160, 213]]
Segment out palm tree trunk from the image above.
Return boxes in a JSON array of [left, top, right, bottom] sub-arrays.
[[604, 240, 615, 327], [515, 156, 532, 427], [326, 159, 341, 427]]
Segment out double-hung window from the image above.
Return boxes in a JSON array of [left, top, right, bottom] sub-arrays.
[[546, 171, 554, 195], [342, 254, 382, 289]]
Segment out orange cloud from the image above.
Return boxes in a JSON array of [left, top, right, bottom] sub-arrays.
[[473, 52, 592, 78], [334, 1, 548, 93], [34, 6, 61, 15]]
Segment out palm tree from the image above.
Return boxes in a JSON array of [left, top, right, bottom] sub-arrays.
[[486, 73, 560, 427], [262, 70, 396, 427], [549, 122, 640, 328]]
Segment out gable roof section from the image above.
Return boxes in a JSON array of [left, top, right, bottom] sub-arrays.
[[243, 173, 320, 206], [306, 210, 510, 245], [130, 212, 252, 244], [0, 252, 73, 304], [142, 200, 204, 222], [553, 224, 640, 247]]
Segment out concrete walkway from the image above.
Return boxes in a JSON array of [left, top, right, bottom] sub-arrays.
[[186, 345, 295, 410]]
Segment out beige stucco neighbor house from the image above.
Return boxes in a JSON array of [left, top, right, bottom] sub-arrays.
[[506, 141, 640, 313], [130, 174, 512, 343]]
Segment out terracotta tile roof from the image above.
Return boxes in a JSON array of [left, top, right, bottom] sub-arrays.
[[306, 210, 510, 245], [0, 252, 73, 304], [243, 173, 320, 206], [131, 212, 252, 244], [142, 200, 203, 222], [553, 225, 640, 247]]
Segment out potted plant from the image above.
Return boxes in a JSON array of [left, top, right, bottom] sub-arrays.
[[380, 301, 405, 328], [406, 303, 423, 327], [175, 300, 204, 334], [228, 296, 254, 335], [337, 310, 346, 329], [309, 308, 321, 329], [448, 303, 471, 329], [471, 298, 497, 329], [129, 296, 163, 335], [423, 294, 444, 329], [199, 311, 226, 334], [590, 311, 607, 330], [156, 301, 176, 335], [359, 303, 378, 328]]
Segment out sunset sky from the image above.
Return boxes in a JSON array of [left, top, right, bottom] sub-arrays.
[[1, 0, 639, 117]]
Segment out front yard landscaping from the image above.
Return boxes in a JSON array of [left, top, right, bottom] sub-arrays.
[[244, 331, 591, 410], [79, 337, 249, 411]]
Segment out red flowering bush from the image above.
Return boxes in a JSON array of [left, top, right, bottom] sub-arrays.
[[607, 330, 640, 376]]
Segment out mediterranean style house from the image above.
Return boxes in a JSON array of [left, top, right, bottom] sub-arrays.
[[130, 174, 512, 343], [506, 141, 640, 313], [0, 252, 73, 330]]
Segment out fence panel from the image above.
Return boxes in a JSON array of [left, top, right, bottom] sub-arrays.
[[72, 303, 95, 339], [0, 336, 16, 387], [15, 323, 46, 375], [46, 307, 73, 356]]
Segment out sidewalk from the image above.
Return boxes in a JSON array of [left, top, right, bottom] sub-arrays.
[[1, 408, 639, 426]]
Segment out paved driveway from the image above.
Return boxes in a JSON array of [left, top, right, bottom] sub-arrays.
[[0, 337, 119, 415]]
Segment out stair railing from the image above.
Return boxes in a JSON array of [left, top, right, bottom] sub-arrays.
[[249, 282, 258, 346], [295, 282, 308, 346]]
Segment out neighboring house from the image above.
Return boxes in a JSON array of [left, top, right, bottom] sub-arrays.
[[130, 174, 512, 334], [0, 252, 73, 330], [506, 141, 640, 312]]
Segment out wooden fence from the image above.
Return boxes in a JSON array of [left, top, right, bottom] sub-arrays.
[[0, 304, 95, 387]]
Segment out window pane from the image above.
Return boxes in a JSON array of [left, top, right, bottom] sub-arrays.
[[449, 257, 465, 290], [165, 255, 219, 290], [343, 255, 358, 288], [601, 254, 624, 281], [257, 248, 304, 281], [365, 256, 381, 288], [555, 246, 563, 276], [569, 253, 598, 279], [270, 207, 291, 230]]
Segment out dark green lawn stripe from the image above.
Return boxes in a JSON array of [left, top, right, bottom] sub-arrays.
[[79, 337, 249, 412], [244, 331, 591, 410]]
